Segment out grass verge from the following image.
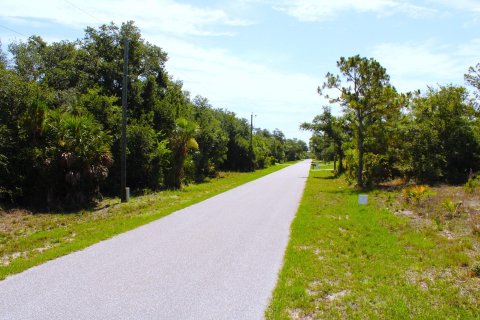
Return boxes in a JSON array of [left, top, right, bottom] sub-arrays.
[[0, 163, 293, 280], [266, 165, 480, 319]]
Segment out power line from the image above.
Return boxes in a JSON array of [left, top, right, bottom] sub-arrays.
[[0, 24, 27, 38], [63, 0, 102, 23], [0, 1, 102, 41]]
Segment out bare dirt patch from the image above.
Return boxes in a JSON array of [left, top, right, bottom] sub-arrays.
[[324, 290, 350, 301], [288, 308, 315, 320]]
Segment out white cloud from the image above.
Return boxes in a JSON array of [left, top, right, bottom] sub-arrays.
[[427, 0, 480, 12], [458, 38, 480, 57], [147, 33, 323, 141], [373, 39, 480, 92], [274, 0, 437, 21], [6, 0, 477, 142], [0, 0, 323, 141], [0, 0, 253, 37], [393, 3, 438, 18]]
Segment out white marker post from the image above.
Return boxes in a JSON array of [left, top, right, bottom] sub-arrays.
[[358, 194, 368, 205]]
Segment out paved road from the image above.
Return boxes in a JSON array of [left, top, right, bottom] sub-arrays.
[[0, 160, 311, 320]]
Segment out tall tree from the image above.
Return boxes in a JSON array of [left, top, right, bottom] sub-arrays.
[[80, 21, 168, 100], [319, 55, 394, 187]]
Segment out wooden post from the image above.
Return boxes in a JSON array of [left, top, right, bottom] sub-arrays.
[[121, 39, 129, 202]]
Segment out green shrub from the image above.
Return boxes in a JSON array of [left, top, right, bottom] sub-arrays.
[[125, 123, 170, 191], [472, 264, 480, 277], [441, 198, 462, 219], [402, 185, 430, 205], [41, 111, 112, 209], [464, 175, 480, 194]]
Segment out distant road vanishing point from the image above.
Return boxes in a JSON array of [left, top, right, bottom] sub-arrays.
[[0, 160, 311, 320]]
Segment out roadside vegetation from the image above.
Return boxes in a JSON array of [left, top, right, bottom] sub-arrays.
[[303, 56, 480, 189], [267, 163, 479, 319], [268, 55, 480, 319], [0, 22, 307, 211], [0, 163, 292, 280]]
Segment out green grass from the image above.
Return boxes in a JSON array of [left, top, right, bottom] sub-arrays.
[[0, 163, 293, 280], [266, 165, 480, 319]]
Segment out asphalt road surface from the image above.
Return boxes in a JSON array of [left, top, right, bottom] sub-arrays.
[[0, 160, 311, 320]]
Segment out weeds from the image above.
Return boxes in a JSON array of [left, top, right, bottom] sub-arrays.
[[441, 198, 463, 219], [470, 213, 480, 236], [267, 167, 480, 319], [472, 264, 480, 277], [465, 175, 480, 194], [402, 185, 431, 205]]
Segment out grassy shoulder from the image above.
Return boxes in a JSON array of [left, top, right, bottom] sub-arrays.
[[266, 164, 480, 319], [0, 163, 293, 280]]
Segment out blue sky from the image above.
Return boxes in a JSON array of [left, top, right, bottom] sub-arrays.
[[1, 0, 479, 142]]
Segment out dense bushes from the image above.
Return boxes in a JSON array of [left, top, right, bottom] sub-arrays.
[[125, 123, 169, 191], [41, 111, 112, 208], [0, 22, 304, 209], [407, 86, 480, 183]]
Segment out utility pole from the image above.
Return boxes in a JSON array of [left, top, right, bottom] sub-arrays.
[[250, 113, 255, 171], [121, 38, 129, 202]]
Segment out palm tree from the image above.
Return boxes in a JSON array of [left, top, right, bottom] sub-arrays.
[[169, 118, 198, 189], [45, 111, 112, 207]]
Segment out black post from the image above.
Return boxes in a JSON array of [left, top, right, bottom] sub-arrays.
[[121, 39, 129, 202], [250, 113, 253, 150], [250, 113, 254, 171]]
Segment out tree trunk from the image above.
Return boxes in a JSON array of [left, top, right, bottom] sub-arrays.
[[338, 146, 344, 174], [333, 142, 336, 172], [357, 117, 364, 188], [171, 145, 186, 189]]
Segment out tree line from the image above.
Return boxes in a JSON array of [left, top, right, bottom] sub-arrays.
[[302, 55, 480, 188], [0, 21, 307, 209]]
